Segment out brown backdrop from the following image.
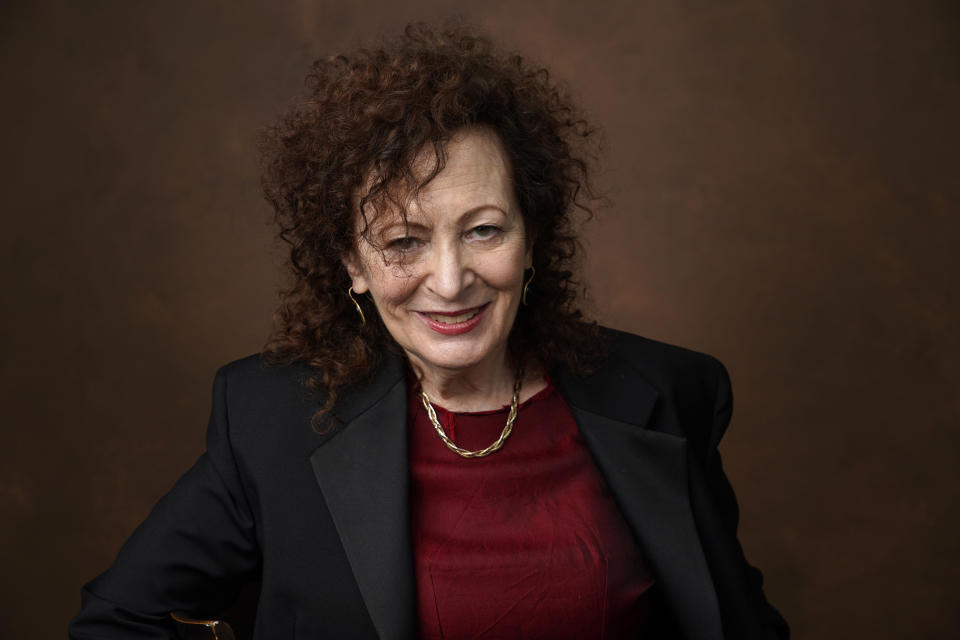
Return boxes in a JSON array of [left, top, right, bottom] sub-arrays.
[[2, 1, 957, 638]]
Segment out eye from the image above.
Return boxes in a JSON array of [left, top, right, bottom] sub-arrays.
[[387, 236, 422, 252], [465, 225, 502, 241]]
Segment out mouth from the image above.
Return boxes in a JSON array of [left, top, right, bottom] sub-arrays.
[[424, 307, 484, 324], [416, 303, 489, 335]]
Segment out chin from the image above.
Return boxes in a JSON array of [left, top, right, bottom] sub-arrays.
[[416, 346, 492, 372], [406, 334, 502, 373]]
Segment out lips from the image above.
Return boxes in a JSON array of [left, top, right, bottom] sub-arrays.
[[417, 304, 488, 335], [425, 308, 483, 324]]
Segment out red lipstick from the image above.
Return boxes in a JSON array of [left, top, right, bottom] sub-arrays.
[[417, 304, 488, 335]]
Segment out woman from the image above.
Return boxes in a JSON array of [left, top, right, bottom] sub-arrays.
[[71, 23, 788, 640]]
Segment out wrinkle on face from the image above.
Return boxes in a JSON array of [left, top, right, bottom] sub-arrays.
[[341, 126, 532, 394]]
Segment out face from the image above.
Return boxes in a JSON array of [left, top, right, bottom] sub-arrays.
[[343, 127, 532, 379]]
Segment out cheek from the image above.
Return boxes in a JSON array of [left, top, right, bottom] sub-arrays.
[[369, 265, 422, 308], [480, 255, 526, 290]]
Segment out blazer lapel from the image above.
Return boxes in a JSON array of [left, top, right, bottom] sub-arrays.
[[306, 352, 723, 640], [555, 367, 724, 640], [309, 354, 415, 640]]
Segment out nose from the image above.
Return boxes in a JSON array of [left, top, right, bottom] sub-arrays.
[[425, 240, 474, 300]]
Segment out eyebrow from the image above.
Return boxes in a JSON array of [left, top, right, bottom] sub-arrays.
[[377, 204, 509, 235], [461, 204, 509, 219], [379, 221, 429, 235]]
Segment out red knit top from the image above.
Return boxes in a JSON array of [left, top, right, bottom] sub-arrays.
[[408, 377, 659, 640]]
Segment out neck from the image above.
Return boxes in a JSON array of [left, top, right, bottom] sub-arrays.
[[409, 349, 547, 413], [412, 353, 517, 413]]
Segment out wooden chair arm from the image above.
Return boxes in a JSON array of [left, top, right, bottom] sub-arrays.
[[170, 611, 236, 640]]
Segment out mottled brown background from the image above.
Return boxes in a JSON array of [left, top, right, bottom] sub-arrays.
[[2, 1, 957, 638]]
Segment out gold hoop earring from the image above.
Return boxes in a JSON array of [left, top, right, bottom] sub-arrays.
[[347, 287, 366, 326], [522, 266, 536, 306]]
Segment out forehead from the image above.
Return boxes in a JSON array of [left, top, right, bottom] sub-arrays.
[[416, 127, 514, 210], [360, 127, 517, 230]]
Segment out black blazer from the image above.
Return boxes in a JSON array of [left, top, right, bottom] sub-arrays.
[[70, 329, 788, 639]]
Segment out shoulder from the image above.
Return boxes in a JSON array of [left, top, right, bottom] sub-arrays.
[[209, 353, 327, 453], [588, 327, 733, 457], [216, 353, 311, 390], [597, 326, 729, 394], [213, 353, 327, 411]]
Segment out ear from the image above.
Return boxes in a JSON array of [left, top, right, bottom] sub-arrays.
[[341, 252, 370, 294], [522, 222, 536, 270]]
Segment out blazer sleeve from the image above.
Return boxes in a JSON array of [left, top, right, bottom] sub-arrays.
[[697, 359, 790, 639], [69, 365, 260, 639]]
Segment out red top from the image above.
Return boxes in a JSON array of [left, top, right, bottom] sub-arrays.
[[408, 377, 659, 640]]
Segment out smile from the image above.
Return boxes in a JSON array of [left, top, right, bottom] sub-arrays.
[[426, 309, 482, 324], [417, 304, 489, 335]]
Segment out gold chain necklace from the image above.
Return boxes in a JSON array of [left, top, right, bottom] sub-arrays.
[[419, 371, 523, 458]]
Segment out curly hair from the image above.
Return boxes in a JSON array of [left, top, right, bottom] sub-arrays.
[[260, 22, 604, 422]]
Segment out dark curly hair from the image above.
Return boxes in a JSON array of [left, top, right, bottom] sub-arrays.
[[260, 22, 604, 421]]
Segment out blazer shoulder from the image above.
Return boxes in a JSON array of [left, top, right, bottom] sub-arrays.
[[593, 327, 732, 455], [598, 326, 727, 389], [211, 354, 328, 451], [216, 354, 320, 402]]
